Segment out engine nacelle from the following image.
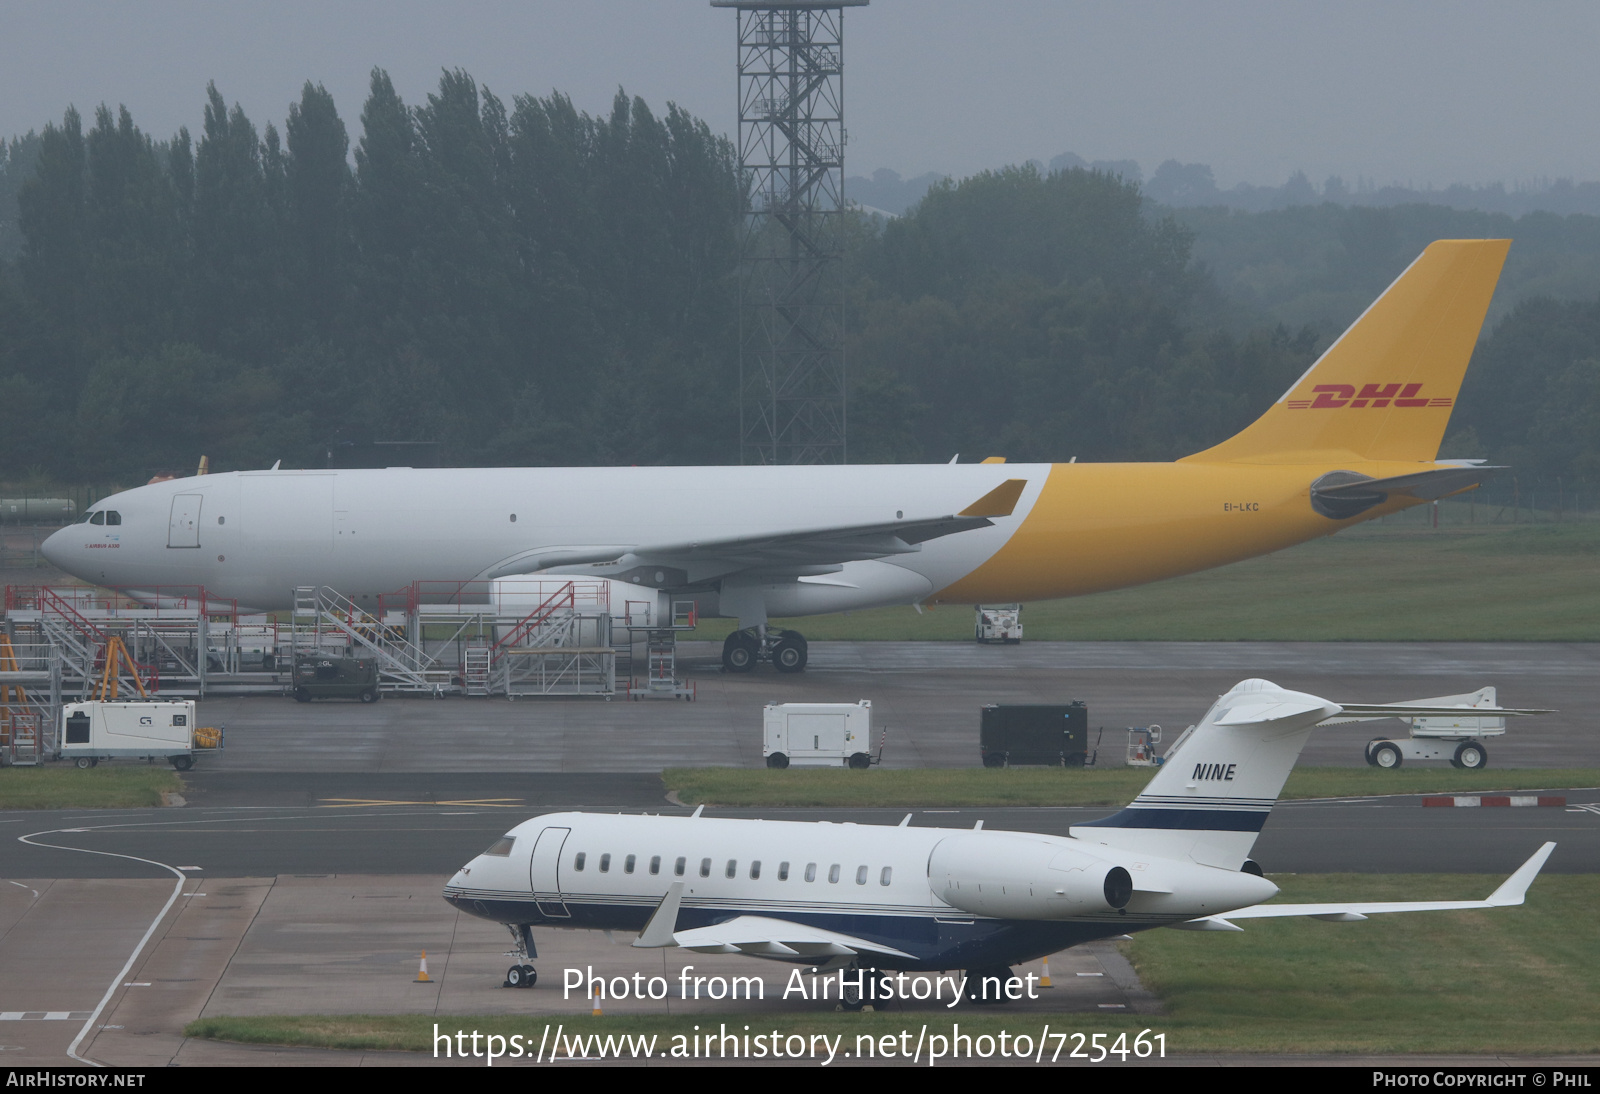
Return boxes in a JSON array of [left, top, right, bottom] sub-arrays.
[[929, 833, 1132, 919]]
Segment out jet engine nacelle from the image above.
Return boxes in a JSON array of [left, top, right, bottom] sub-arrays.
[[929, 833, 1132, 919]]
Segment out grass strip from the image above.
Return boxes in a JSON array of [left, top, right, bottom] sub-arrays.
[[0, 764, 183, 809], [661, 765, 1600, 808], [680, 520, 1600, 642], [185, 875, 1598, 1056]]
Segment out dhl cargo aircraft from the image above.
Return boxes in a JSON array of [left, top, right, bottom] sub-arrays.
[[444, 678, 1555, 998], [44, 239, 1509, 672]]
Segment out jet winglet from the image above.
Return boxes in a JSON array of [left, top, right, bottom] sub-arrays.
[[632, 881, 685, 948], [959, 478, 1027, 518], [1487, 841, 1557, 906]]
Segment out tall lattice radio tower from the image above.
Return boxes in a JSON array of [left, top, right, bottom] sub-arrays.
[[713, 0, 867, 464]]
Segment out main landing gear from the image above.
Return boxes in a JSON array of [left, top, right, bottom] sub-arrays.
[[503, 924, 538, 989], [721, 628, 808, 674]]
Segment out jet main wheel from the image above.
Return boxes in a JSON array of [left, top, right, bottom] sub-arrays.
[[1453, 741, 1488, 769], [722, 630, 759, 673], [838, 966, 867, 1011], [1371, 742, 1403, 769], [505, 964, 536, 989], [772, 631, 808, 673]]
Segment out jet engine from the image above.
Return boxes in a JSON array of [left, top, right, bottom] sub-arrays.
[[929, 833, 1132, 919]]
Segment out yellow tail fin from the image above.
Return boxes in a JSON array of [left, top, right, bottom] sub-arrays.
[[1184, 239, 1510, 465]]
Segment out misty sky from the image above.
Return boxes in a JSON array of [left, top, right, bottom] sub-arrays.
[[4, 0, 1598, 189]]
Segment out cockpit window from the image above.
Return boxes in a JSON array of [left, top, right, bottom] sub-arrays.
[[483, 836, 515, 857], [105, 511, 121, 526], [77, 511, 94, 523], [90, 511, 105, 525]]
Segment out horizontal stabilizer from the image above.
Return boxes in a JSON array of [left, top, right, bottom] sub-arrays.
[[1182, 842, 1555, 929], [1321, 702, 1552, 725], [1313, 465, 1503, 502], [671, 915, 915, 960]]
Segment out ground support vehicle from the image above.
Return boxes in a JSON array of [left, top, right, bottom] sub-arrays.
[[1363, 687, 1505, 769], [980, 701, 1093, 767], [763, 700, 879, 769]]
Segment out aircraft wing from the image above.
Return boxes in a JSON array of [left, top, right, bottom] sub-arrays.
[[669, 915, 916, 960], [1172, 842, 1555, 931]]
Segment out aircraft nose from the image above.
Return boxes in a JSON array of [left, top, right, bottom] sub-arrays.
[[40, 526, 70, 571]]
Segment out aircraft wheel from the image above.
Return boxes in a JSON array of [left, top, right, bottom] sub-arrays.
[[848, 752, 871, 770], [170, 755, 194, 772], [838, 968, 866, 1011], [293, 687, 311, 703], [773, 631, 808, 673], [1365, 738, 1385, 767], [1454, 741, 1488, 769], [505, 964, 536, 989], [722, 630, 759, 673], [1372, 742, 1403, 769], [766, 753, 790, 769], [359, 687, 379, 704]]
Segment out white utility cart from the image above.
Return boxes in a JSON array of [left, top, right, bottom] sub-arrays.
[[763, 700, 879, 769], [1363, 687, 1504, 770], [974, 604, 1023, 643], [59, 700, 220, 771]]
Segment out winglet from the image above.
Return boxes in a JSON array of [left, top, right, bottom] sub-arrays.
[[1486, 842, 1556, 906], [959, 479, 1027, 518], [632, 881, 685, 948]]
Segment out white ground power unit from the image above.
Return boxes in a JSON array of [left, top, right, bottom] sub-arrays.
[[60, 700, 206, 771], [763, 700, 875, 769], [974, 604, 1023, 644], [1364, 687, 1506, 770]]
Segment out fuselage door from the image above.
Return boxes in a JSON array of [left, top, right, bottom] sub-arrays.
[[529, 826, 572, 918], [168, 494, 203, 548]]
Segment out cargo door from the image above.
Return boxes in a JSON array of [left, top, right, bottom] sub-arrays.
[[529, 826, 571, 918], [168, 494, 203, 548]]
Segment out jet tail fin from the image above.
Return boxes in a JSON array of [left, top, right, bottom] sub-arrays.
[[1183, 239, 1510, 465], [1072, 679, 1339, 870]]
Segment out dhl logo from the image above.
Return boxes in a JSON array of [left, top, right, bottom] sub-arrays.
[[1286, 383, 1452, 410]]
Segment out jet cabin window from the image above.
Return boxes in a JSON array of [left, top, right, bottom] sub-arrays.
[[749, 860, 761, 880], [574, 853, 587, 871], [880, 866, 893, 886], [804, 863, 817, 882], [624, 854, 636, 874], [699, 858, 711, 878], [828, 864, 841, 884], [482, 837, 515, 857], [856, 865, 868, 885], [650, 856, 661, 875], [599, 853, 611, 873], [778, 861, 790, 881], [724, 859, 737, 879], [674, 856, 686, 877]]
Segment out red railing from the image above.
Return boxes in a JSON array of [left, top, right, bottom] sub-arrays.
[[5, 584, 236, 620]]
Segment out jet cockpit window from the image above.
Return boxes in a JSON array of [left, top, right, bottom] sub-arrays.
[[105, 511, 121, 525], [483, 836, 515, 857], [76, 511, 94, 523], [90, 511, 105, 525]]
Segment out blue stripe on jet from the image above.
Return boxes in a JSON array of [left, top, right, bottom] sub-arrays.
[[1077, 807, 1269, 833]]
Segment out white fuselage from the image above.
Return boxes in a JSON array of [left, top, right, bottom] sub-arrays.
[[42, 465, 1038, 613], [443, 811, 1278, 971]]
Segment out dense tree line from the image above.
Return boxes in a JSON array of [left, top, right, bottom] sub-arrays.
[[0, 71, 741, 479], [1, 72, 1599, 486]]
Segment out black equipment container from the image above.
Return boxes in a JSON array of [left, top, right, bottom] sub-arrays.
[[980, 702, 1090, 767], [292, 654, 380, 703]]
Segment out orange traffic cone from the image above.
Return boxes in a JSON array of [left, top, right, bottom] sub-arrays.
[[414, 951, 432, 983], [592, 985, 603, 1017], [1040, 956, 1054, 988]]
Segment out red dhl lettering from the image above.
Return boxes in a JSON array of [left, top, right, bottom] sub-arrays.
[[1288, 382, 1446, 409]]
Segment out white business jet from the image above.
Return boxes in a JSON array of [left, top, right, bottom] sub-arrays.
[[443, 678, 1555, 1001]]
